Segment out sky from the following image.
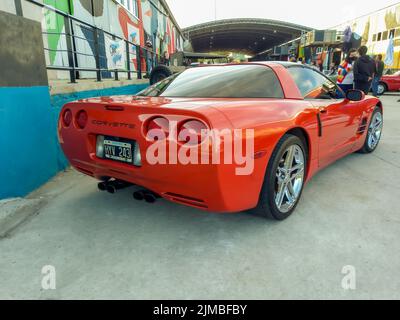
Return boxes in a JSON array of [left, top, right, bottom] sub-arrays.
[[165, 0, 400, 29]]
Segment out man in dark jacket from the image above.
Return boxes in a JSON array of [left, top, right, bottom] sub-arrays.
[[353, 46, 376, 94], [372, 54, 385, 96]]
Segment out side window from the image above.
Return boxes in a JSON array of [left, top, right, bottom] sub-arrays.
[[288, 67, 344, 99]]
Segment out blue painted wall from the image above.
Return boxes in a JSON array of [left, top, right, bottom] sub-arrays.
[[0, 86, 58, 199], [0, 83, 149, 200]]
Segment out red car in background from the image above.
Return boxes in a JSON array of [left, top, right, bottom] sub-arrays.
[[378, 71, 400, 94]]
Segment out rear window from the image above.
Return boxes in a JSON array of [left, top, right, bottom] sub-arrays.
[[139, 65, 284, 98]]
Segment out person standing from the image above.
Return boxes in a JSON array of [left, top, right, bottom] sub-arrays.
[[337, 49, 358, 94], [372, 54, 385, 96], [353, 46, 376, 94], [311, 60, 319, 70], [328, 62, 338, 76]]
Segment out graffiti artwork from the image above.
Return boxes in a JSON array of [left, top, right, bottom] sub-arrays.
[[105, 38, 125, 69], [43, 0, 184, 79]]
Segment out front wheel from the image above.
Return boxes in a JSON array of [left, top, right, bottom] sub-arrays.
[[253, 134, 307, 220], [377, 83, 387, 95], [359, 107, 383, 154]]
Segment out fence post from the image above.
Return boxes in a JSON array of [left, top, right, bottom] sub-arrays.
[[64, 16, 76, 83], [112, 35, 118, 81], [126, 40, 131, 80], [136, 46, 142, 79], [93, 28, 102, 82], [145, 50, 149, 75], [69, 17, 80, 80]]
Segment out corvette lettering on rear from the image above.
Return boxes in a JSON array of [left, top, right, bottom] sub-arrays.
[[92, 120, 135, 129]]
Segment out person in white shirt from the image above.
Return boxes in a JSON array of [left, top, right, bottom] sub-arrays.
[[337, 49, 358, 93]]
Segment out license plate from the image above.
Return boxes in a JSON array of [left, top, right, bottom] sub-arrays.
[[102, 136, 134, 164]]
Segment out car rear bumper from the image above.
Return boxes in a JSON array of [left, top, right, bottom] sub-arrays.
[[64, 154, 264, 213]]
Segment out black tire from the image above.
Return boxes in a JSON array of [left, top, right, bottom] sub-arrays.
[[252, 134, 308, 220], [377, 82, 387, 95], [358, 107, 383, 154], [150, 65, 173, 85]]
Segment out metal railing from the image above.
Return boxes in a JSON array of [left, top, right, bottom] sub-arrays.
[[27, 0, 158, 83]]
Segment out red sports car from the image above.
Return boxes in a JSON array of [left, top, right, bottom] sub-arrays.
[[378, 71, 400, 94], [58, 62, 383, 220]]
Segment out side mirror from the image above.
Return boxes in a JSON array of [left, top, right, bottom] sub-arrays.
[[346, 89, 365, 102]]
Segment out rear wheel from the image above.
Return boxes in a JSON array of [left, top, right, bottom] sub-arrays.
[[359, 107, 383, 154], [253, 134, 307, 220]]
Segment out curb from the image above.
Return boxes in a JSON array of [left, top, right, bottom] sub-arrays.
[[0, 198, 47, 238]]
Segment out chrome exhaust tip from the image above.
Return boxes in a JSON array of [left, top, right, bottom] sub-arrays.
[[144, 191, 161, 203], [100, 180, 133, 194], [98, 182, 108, 191], [106, 184, 117, 194], [144, 192, 158, 203], [133, 191, 145, 201]]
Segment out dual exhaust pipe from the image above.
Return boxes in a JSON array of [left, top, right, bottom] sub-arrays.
[[133, 190, 160, 204], [98, 180, 131, 194], [98, 179, 160, 203]]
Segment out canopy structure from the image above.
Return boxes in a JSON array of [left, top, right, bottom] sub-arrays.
[[183, 19, 312, 55], [181, 52, 228, 59]]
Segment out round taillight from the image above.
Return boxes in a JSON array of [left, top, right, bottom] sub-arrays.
[[178, 120, 209, 145], [63, 109, 72, 127], [76, 110, 88, 129], [146, 117, 169, 141]]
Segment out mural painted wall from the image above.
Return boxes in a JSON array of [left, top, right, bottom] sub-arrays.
[[0, 6, 152, 200], [44, 0, 185, 79], [333, 3, 400, 69], [43, 0, 72, 65]]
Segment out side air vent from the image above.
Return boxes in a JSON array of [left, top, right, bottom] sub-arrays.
[[357, 118, 368, 135], [163, 193, 208, 209]]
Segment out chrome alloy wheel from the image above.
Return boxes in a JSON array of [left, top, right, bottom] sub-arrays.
[[274, 145, 305, 213], [377, 84, 385, 95], [367, 111, 383, 150]]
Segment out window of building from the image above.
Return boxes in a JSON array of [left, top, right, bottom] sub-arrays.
[[116, 0, 138, 17], [377, 32, 382, 41], [373, 34, 377, 42], [389, 29, 396, 39], [383, 31, 388, 40], [395, 28, 400, 38]]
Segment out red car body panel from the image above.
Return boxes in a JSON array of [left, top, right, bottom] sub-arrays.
[[380, 73, 400, 92], [58, 62, 381, 213]]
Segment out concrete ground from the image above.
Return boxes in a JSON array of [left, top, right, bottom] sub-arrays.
[[0, 95, 399, 300]]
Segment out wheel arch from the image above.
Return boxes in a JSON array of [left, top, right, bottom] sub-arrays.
[[262, 126, 312, 182], [375, 100, 383, 112], [253, 127, 311, 219]]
